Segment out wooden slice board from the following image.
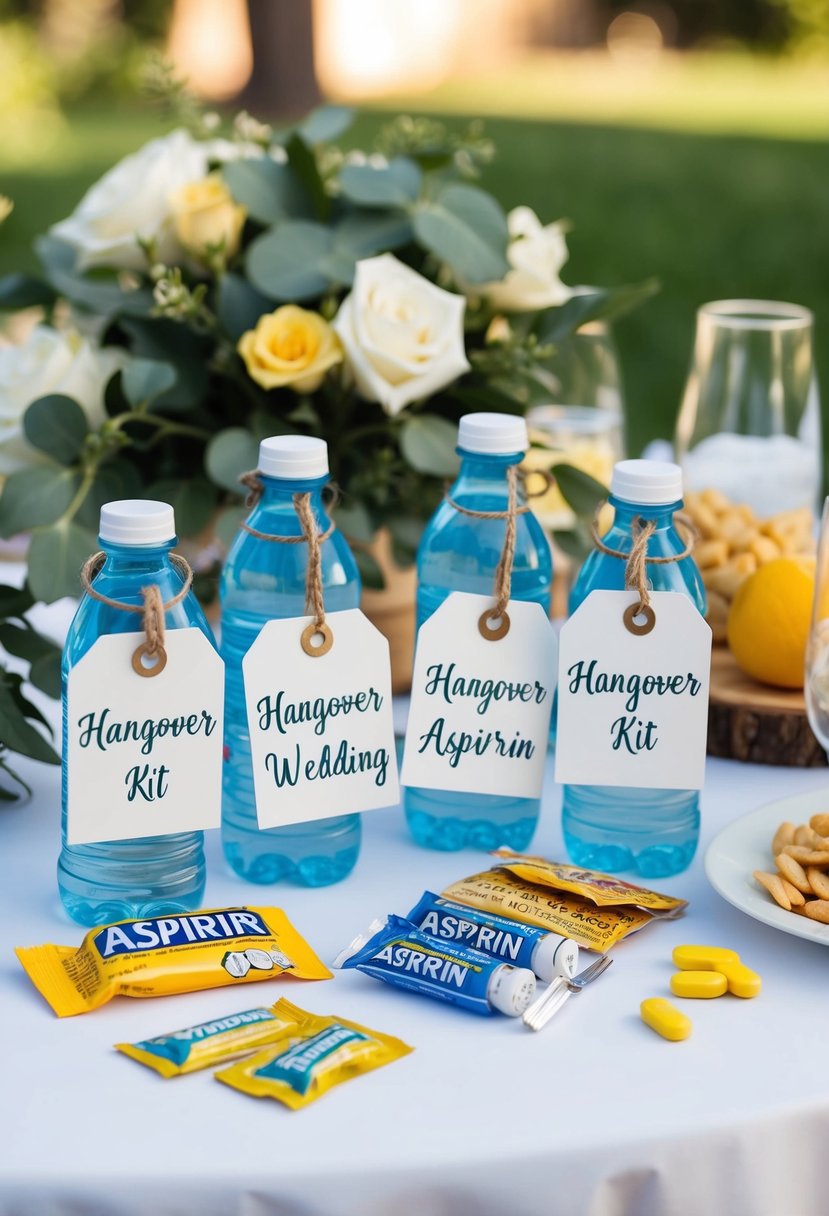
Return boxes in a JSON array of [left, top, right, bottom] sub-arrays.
[[707, 646, 826, 767]]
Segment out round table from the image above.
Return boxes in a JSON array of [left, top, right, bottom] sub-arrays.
[[3, 715, 829, 1216]]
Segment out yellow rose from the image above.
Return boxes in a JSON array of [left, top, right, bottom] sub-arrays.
[[169, 172, 246, 262], [237, 306, 343, 393]]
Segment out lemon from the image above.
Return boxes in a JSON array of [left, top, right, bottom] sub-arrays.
[[727, 556, 816, 689]]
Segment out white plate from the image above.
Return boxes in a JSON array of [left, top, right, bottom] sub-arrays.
[[705, 788, 829, 946]]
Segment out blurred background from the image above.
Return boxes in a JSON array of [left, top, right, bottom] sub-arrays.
[[2, 0, 828, 457]]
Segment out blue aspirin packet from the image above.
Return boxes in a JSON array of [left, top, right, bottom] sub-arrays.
[[407, 891, 579, 983], [334, 914, 536, 1016]]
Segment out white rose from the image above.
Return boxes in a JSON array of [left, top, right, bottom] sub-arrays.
[[333, 254, 470, 416], [0, 325, 124, 474], [49, 129, 244, 272], [471, 206, 573, 313]]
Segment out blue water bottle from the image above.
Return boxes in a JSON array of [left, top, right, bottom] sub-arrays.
[[404, 412, 553, 851], [58, 500, 212, 926], [561, 459, 706, 878], [220, 435, 362, 886]]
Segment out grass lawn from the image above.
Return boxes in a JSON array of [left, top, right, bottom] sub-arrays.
[[2, 69, 829, 458]]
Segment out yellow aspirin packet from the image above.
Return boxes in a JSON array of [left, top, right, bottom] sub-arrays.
[[492, 850, 687, 912], [442, 853, 686, 954], [116, 1002, 302, 1078], [16, 907, 331, 1018], [215, 998, 413, 1110]]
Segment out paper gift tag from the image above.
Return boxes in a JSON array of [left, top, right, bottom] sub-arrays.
[[401, 592, 557, 799], [242, 608, 399, 829], [555, 590, 712, 790], [66, 628, 224, 845]]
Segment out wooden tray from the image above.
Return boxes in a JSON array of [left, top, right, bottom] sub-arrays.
[[707, 647, 826, 767]]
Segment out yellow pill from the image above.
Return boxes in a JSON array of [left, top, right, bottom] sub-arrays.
[[670, 970, 728, 999], [672, 944, 740, 972], [720, 961, 761, 999], [640, 998, 692, 1041]]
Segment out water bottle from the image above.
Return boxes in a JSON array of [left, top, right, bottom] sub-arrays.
[[58, 500, 212, 926], [404, 412, 553, 851], [220, 435, 362, 886], [561, 459, 706, 878]]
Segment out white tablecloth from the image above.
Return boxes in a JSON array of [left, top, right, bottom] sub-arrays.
[[3, 717, 829, 1216]]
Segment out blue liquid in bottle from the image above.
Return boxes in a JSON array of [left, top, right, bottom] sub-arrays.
[[404, 413, 553, 852], [220, 436, 361, 886], [561, 459, 706, 878], [58, 500, 213, 926]]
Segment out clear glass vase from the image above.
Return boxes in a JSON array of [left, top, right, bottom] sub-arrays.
[[675, 299, 821, 517]]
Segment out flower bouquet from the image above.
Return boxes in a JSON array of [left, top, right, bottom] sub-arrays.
[[0, 102, 655, 786]]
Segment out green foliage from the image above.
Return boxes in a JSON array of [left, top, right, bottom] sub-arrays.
[[122, 359, 177, 408], [27, 520, 97, 604], [339, 158, 422, 208], [413, 185, 510, 283], [553, 463, 608, 517], [24, 395, 89, 465], [0, 467, 79, 538], [400, 415, 461, 476], [0, 584, 61, 800]]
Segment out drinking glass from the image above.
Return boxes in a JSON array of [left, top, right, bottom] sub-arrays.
[[805, 496, 829, 751], [524, 321, 625, 531], [675, 299, 821, 517]]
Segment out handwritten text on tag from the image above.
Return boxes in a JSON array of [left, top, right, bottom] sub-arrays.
[[555, 590, 712, 790], [243, 608, 399, 828], [401, 592, 557, 799], [66, 628, 224, 844]]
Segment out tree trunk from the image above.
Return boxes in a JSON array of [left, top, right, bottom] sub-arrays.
[[237, 0, 321, 118]]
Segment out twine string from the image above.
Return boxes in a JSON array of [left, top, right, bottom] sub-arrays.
[[79, 552, 193, 673], [590, 506, 697, 623], [445, 466, 551, 634], [238, 469, 336, 654]]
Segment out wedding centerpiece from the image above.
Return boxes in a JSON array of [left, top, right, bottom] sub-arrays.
[[0, 101, 654, 777]]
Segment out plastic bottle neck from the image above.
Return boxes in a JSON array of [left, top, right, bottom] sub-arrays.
[[96, 538, 177, 574], [452, 449, 526, 497], [256, 473, 328, 512], [608, 496, 682, 529]]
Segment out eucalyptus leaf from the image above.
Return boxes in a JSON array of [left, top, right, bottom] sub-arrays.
[[28, 650, 62, 699], [223, 158, 310, 226], [448, 384, 523, 415], [0, 622, 60, 664], [206, 429, 261, 493], [120, 318, 210, 411], [217, 274, 272, 341], [0, 273, 57, 310], [0, 680, 59, 764], [400, 415, 460, 477], [146, 477, 217, 537], [335, 502, 374, 545], [548, 524, 593, 561], [298, 104, 354, 145], [339, 158, 421, 209], [319, 211, 413, 284], [553, 462, 607, 518], [246, 221, 333, 301], [388, 515, 422, 566], [286, 134, 329, 221], [122, 359, 177, 408], [8, 673, 53, 733], [537, 279, 660, 344], [23, 395, 88, 465], [413, 185, 509, 284], [27, 520, 97, 603], [0, 467, 79, 538], [35, 235, 153, 317], [353, 547, 385, 591], [0, 583, 34, 617]]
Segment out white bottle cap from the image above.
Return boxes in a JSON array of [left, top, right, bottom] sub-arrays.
[[611, 458, 683, 506], [487, 965, 537, 1016], [458, 412, 528, 456], [531, 935, 580, 984], [99, 500, 176, 546], [259, 435, 329, 480]]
